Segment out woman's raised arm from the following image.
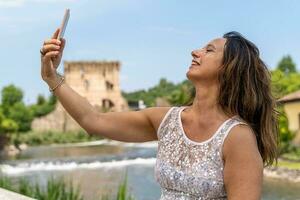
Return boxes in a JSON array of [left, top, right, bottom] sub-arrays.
[[40, 28, 171, 143]]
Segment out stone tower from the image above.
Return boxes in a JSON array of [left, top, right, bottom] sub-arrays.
[[31, 60, 129, 132]]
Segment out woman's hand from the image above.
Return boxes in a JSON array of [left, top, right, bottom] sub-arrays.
[[40, 28, 66, 83]]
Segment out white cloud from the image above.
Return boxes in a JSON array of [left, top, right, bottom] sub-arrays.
[[0, 0, 76, 7], [0, 0, 24, 7]]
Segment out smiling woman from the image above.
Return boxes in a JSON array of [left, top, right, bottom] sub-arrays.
[[39, 29, 278, 199]]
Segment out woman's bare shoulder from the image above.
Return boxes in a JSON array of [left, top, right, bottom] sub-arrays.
[[223, 124, 261, 164], [141, 106, 174, 131]]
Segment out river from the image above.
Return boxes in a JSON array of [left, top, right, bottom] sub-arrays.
[[0, 140, 299, 200]]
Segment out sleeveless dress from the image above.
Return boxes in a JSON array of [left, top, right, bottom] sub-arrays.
[[154, 106, 247, 200]]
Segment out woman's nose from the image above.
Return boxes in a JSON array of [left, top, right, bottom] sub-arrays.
[[191, 49, 204, 58]]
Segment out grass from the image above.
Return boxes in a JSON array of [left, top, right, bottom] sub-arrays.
[[0, 176, 83, 200], [8, 130, 101, 147], [116, 172, 135, 200], [100, 172, 135, 200], [275, 160, 300, 170], [0, 175, 135, 200], [280, 147, 300, 162]]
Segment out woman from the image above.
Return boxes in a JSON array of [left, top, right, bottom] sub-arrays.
[[40, 30, 278, 199]]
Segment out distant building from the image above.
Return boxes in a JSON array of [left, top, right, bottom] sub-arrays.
[[31, 61, 129, 132], [128, 100, 146, 111], [278, 90, 300, 145]]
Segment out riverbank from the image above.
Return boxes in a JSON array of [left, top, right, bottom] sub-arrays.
[[1, 131, 101, 157], [264, 159, 300, 183], [2, 139, 300, 184]]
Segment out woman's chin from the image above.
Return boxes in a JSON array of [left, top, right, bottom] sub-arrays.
[[186, 68, 199, 79], [187, 65, 200, 74]]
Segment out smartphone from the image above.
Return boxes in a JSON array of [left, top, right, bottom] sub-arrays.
[[57, 9, 70, 39]]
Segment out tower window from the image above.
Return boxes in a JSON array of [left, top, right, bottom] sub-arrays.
[[105, 81, 114, 91], [84, 79, 89, 91]]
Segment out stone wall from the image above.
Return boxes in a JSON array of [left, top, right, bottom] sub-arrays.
[[31, 61, 129, 132]]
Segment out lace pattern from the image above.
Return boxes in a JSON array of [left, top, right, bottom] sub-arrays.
[[154, 106, 247, 199]]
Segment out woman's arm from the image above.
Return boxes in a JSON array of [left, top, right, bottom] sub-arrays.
[[51, 82, 165, 142], [40, 28, 170, 143], [222, 125, 264, 200]]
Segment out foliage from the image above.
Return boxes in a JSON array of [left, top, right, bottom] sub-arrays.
[[0, 118, 19, 133], [280, 146, 300, 162], [116, 172, 134, 200], [275, 159, 300, 170], [0, 85, 33, 133], [277, 106, 296, 154], [276, 55, 297, 75], [122, 78, 177, 107], [1, 84, 23, 107], [122, 78, 194, 107], [100, 173, 135, 200], [271, 70, 300, 98], [270, 55, 299, 155], [0, 84, 57, 134], [0, 176, 14, 191], [0, 176, 83, 200], [29, 94, 57, 118], [6, 102, 34, 132], [9, 130, 100, 146], [0, 174, 135, 200], [166, 80, 194, 106], [37, 95, 46, 105]]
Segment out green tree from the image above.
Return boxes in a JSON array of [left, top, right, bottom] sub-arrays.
[[0, 107, 6, 133], [48, 94, 57, 105], [271, 69, 300, 98], [1, 118, 19, 133], [122, 78, 176, 107], [7, 102, 34, 132], [276, 55, 297, 75], [29, 94, 56, 118], [37, 95, 46, 105], [0, 84, 34, 132], [1, 84, 23, 106], [277, 107, 296, 154], [166, 80, 193, 105]]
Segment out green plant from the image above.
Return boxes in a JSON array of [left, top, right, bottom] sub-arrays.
[[9, 130, 100, 146], [0, 176, 14, 192], [100, 173, 135, 200], [33, 178, 83, 200], [0, 176, 83, 200], [277, 106, 297, 155], [116, 172, 134, 200]]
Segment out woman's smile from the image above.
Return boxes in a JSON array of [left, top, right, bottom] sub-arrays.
[[190, 59, 201, 68]]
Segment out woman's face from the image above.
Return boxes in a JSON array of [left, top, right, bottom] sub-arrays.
[[187, 38, 226, 83]]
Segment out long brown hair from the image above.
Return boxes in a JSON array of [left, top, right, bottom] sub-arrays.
[[185, 31, 279, 167]]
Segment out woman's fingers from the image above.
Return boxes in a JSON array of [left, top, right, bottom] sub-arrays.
[[52, 28, 60, 39], [43, 39, 61, 46], [41, 44, 60, 54], [42, 37, 65, 56], [43, 51, 60, 61]]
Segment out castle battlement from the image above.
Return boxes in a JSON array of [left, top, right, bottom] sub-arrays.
[[31, 60, 129, 132]]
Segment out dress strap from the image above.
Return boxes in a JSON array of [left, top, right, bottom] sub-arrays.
[[219, 117, 249, 154], [157, 107, 177, 139]]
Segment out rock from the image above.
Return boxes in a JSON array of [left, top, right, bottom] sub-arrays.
[[4, 145, 20, 157], [19, 143, 28, 151]]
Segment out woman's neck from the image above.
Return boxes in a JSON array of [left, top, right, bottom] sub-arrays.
[[189, 84, 229, 122]]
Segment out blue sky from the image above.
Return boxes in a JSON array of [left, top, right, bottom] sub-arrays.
[[0, 0, 299, 105]]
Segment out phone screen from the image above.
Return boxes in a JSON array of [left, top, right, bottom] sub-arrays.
[[57, 9, 70, 39]]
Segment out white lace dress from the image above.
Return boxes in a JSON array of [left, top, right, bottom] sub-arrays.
[[154, 106, 247, 199]]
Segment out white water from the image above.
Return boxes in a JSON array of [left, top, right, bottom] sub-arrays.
[[0, 157, 157, 175], [48, 139, 158, 148]]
